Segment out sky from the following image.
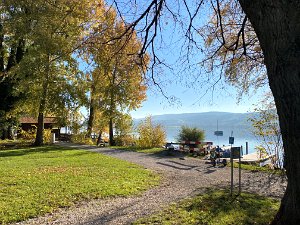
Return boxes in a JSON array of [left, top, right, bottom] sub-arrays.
[[130, 82, 268, 119], [118, 1, 269, 119], [99, 1, 270, 119]]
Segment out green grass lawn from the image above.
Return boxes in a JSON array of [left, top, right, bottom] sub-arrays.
[[231, 162, 285, 175], [134, 189, 280, 225], [0, 145, 160, 224]]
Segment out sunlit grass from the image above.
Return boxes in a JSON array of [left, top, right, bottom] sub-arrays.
[[0, 145, 160, 224], [231, 162, 285, 175], [134, 189, 280, 225]]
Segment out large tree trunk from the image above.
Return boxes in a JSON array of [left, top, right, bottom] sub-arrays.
[[34, 85, 48, 146], [34, 55, 50, 146], [34, 112, 44, 146], [109, 117, 115, 146], [86, 98, 95, 138], [96, 131, 103, 146], [239, 1, 300, 224], [34, 84, 48, 146]]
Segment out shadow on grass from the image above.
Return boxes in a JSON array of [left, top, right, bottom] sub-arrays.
[[0, 144, 78, 158], [184, 189, 278, 225]]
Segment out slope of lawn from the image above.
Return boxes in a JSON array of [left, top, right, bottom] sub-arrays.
[[134, 189, 280, 225], [0, 145, 160, 224]]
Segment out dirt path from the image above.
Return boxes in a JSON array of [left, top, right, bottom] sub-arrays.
[[15, 143, 287, 225]]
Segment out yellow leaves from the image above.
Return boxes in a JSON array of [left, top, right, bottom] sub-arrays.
[[137, 116, 166, 148], [254, 46, 261, 52], [205, 35, 214, 47], [231, 58, 239, 66], [83, 4, 149, 118]]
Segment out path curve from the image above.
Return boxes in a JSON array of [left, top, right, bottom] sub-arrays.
[[15, 143, 287, 225]]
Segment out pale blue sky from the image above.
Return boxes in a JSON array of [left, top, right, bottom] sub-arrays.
[[90, 1, 269, 119], [130, 82, 267, 118], [121, 1, 268, 119]]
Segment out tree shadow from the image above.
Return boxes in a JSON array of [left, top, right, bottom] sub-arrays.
[[183, 188, 278, 224], [156, 160, 199, 170], [147, 150, 188, 158], [0, 144, 82, 158]]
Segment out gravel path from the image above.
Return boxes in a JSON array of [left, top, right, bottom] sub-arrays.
[[15, 143, 287, 225]]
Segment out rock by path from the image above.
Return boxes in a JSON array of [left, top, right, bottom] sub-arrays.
[[14, 143, 287, 225]]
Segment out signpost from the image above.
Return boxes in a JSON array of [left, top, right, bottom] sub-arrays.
[[214, 131, 223, 136], [229, 136, 234, 145], [229, 136, 242, 196], [229, 132, 234, 196]]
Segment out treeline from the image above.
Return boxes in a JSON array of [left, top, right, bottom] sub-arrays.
[[0, 0, 148, 146]]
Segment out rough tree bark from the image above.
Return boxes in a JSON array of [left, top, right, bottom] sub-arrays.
[[239, 0, 300, 224], [109, 117, 115, 146], [96, 131, 103, 146], [34, 55, 50, 146], [34, 84, 48, 146], [87, 95, 95, 138]]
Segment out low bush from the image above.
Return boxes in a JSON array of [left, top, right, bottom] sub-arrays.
[[70, 132, 95, 145]]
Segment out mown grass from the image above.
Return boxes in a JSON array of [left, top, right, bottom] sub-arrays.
[[232, 162, 285, 175], [0, 145, 160, 224], [112, 146, 165, 154], [134, 189, 280, 225]]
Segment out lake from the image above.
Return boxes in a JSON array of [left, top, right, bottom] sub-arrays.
[[165, 129, 260, 155]]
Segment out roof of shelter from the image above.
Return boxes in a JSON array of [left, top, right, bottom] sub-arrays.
[[20, 117, 58, 124]]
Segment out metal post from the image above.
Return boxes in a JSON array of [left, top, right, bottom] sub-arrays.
[[246, 142, 248, 155], [230, 144, 233, 196], [229, 131, 234, 196], [239, 147, 241, 194]]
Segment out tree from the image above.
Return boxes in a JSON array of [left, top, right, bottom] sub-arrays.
[[92, 110, 109, 146], [137, 116, 166, 148], [249, 93, 284, 169], [0, 0, 101, 144], [177, 126, 205, 142], [199, 0, 267, 97], [0, 2, 28, 139], [111, 1, 299, 223], [1, 0, 104, 145], [114, 113, 134, 146], [83, 8, 148, 145], [27, 0, 100, 146]]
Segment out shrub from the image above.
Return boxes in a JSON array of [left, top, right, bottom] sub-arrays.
[[71, 132, 94, 145], [115, 134, 136, 146], [136, 116, 166, 148], [19, 127, 54, 144], [19, 126, 36, 140], [43, 129, 52, 144], [177, 126, 205, 142]]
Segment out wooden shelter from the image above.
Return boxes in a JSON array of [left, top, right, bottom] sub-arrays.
[[19, 116, 60, 137]]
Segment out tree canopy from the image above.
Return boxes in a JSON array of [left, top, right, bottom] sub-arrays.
[[1, 0, 299, 223], [82, 7, 148, 145], [109, 1, 300, 224]]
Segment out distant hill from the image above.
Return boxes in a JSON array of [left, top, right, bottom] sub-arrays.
[[133, 111, 258, 144]]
